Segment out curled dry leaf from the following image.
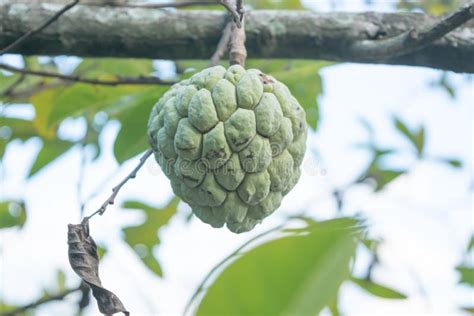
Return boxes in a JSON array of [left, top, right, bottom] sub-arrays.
[[68, 219, 129, 315]]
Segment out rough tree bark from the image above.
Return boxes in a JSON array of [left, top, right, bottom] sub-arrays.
[[0, 2, 473, 73]]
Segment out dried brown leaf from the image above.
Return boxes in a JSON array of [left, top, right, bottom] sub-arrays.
[[68, 219, 129, 315]]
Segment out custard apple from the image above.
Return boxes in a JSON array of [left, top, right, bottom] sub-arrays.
[[147, 65, 307, 233]]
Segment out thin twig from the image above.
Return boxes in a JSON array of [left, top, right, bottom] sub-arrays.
[[2, 286, 81, 316], [348, 3, 474, 59], [209, 21, 233, 66], [85, 0, 242, 26], [87, 0, 215, 9], [85, 149, 153, 220], [77, 119, 90, 217], [0, 0, 79, 55], [0, 63, 176, 86], [183, 223, 285, 316]]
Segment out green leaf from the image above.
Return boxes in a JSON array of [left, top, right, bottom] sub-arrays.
[[394, 117, 414, 141], [29, 139, 74, 177], [461, 306, 474, 314], [121, 197, 179, 277], [0, 200, 27, 229], [113, 88, 167, 163], [350, 277, 407, 299], [359, 158, 405, 192], [414, 126, 425, 157], [56, 270, 66, 292], [28, 58, 153, 133], [397, 0, 460, 15], [97, 243, 108, 260], [0, 302, 18, 314], [456, 265, 474, 287], [247, 0, 305, 9], [197, 218, 363, 316], [327, 294, 340, 316], [0, 71, 21, 93], [0, 117, 38, 141], [442, 158, 463, 168], [30, 88, 60, 139], [46, 83, 148, 129], [362, 238, 381, 252], [393, 117, 425, 157], [468, 235, 474, 251], [376, 169, 405, 191]]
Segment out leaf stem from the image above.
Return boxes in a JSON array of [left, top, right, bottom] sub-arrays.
[[85, 149, 153, 220], [2, 286, 81, 316]]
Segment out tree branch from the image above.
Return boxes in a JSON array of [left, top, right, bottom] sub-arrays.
[[2, 286, 81, 316], [1, 3, 473, 72], [210, 21, 232, 66], [0, 0, 79, 55], [228, 2, 247, 66], [348, 3, 474, 59], [0, 63, 176, 86], [219, 0, 242, 28]]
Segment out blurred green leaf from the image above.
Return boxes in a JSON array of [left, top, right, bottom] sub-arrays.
[[442, 158, 463, 168], [0, 302, 19, 314], [0, 200, 27, 229], [247, 0, 305, 9], [0, 117, 37, 141], [327, 295, 340, 316], [113, 88, 167, 163], [456, 265, 474, 287], [393, 117, 425, 158], [0, 72, 21, 93], [431, 72, 456, 99], [462, 306, 474, 314], [3, 57, 60, 103], [56, 270, 66, 292], [29, 139, 74, 177], [0, 117, 38, 156], [46, 84, 148, 129], [197, 218, 363, 316], [121, 197, 179, 277], [359, 158, 405, 192], [468, 235, 474, 251], [362, 238, 381, 252], [397, 0, 460, 15], [74, 58, 154, 77], [350, 277, 407, 299], [28, 57, 155, 132], [30, 88, 60, 139], [414, 126, 425, 157], [97, 243, 108, 260]]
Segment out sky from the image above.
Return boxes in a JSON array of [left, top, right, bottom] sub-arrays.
[[1, 0, 474, 315]]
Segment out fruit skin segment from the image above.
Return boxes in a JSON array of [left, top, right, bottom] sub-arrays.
[[148, 65, 307, 233]]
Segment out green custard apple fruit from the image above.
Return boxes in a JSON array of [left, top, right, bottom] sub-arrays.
[[147, 65, 307, 233]]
